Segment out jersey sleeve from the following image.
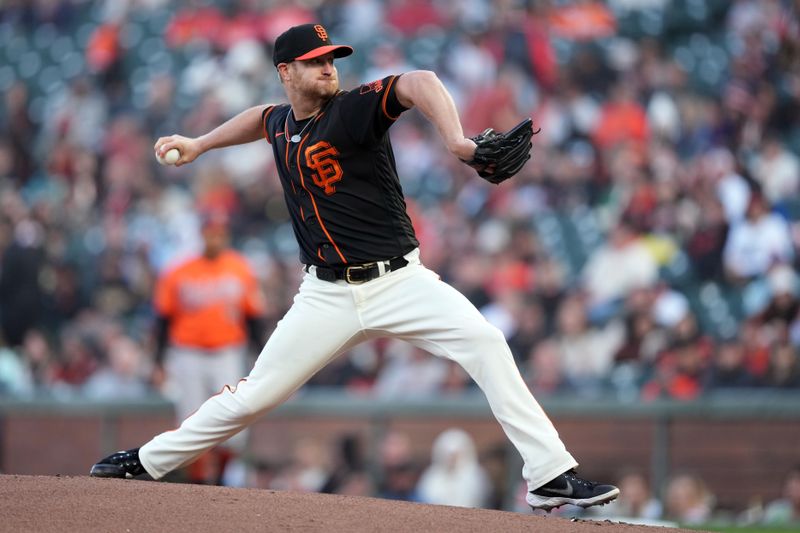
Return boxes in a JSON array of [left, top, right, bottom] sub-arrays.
[[262, 104, 290, 145], [337, 74, 409, 146], [261, 105, 275, 144]]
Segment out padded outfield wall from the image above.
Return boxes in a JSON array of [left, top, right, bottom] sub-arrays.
[[1, 392, 798, 512]]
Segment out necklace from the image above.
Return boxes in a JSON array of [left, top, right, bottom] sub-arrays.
[[284, 111, 317, 143]]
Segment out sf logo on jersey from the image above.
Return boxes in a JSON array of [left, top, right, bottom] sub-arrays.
[[360, 79, 384, 94], [305, 141, 343, 195]]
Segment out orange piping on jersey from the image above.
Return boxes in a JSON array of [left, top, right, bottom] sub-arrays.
[[262, 106, 275, 144], [295, 129, 347, 264], [381, 75, 400, 121], [317, 247, 325, 262], [300, 205, 305, 219]]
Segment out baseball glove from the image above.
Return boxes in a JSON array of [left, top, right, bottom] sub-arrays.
[[462, 118, 539, 184]]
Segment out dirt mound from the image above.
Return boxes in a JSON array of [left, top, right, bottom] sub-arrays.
[[1, 474, 696, 532]]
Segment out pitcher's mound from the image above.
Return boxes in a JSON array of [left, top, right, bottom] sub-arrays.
[[0, 474, 693, 532]]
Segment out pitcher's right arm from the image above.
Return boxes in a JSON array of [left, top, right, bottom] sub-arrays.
[[154, 105, 268, 166]]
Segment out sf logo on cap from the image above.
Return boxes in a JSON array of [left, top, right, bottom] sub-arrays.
[[314, 25, 328, 41]]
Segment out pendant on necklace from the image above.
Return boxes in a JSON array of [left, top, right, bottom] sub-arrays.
[[290, 134, 302, 143]]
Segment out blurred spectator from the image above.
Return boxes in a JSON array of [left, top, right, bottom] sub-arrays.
[[416, 428, 491, 508], [651, 288, 691, 333], [664, 472, 716, 525], [83, 334, 149, 399], [642, 334, 710, 401], [591, 469, 662, 521], [18, 328, 57, 392], [749, 136, 800, 206], [723, 192, 794, 283], [0, 343, 33, 396], [439, 359, 474, 394], [522, 339, 572, 396], [373, 342, 448, 398], [506, 297, 547, 364], [43, 76, 108, 152], [703, 338, 757, 391], [592, 81, 649, 151], [704, 148, 751, 225], [582, 218, 659, 317], [51, 326, 98, 392], [763, 465, 800, 525], [684, 195, 729, 282], [752, 264, 800, 327], [610, 291, 669, 400], [320, 433, 368, 495], [554, 294, 624, 395], [2, 82, 37, 185], [377, 430, 421, 502], [760, 343, 800, 389], [0, 218, 46, 347], [270, 438, 331, 493]]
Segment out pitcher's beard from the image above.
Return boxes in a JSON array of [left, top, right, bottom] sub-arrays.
[[297, 77, 338, 100], [314, 79, 339, 99]]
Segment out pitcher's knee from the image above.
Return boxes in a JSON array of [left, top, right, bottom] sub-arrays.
[[221, 378, 285, 418], [455, 322, 511, 364], [469, 322, 508, 348]]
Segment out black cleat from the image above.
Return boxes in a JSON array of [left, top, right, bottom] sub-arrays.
[[527, 469, 619, 511], [90, 448, 146, 479]]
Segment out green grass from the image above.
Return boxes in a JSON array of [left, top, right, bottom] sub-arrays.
[[689, 525, 800, 533]]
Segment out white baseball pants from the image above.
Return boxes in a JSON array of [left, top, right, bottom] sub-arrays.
[[139, 248, 577, 490]]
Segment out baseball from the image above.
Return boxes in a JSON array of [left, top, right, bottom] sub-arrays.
[[157, 148, 181, 166]]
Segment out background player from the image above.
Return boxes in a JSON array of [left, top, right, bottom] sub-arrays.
[[153, 210, 265, 485], [90, 23, 619, 512]]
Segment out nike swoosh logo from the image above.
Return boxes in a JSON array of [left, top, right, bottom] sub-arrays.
[[546, 479, 574, 496]]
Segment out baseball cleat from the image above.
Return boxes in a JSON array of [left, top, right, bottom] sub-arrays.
[[90, 448, 146, 479], [527, 469, 619, 511]]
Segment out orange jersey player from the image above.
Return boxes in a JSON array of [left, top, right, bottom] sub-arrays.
[[153, 211, 264, 484]]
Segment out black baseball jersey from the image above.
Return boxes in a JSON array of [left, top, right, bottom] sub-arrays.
[[261, 74, 420, 267]]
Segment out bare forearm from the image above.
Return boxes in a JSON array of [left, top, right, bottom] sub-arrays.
[[395, 71, 475, 160], [197, 105, 266, 152], [154, 105, 266, 166]]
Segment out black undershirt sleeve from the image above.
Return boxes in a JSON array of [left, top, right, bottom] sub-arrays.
[[154, 315, 170, 365]]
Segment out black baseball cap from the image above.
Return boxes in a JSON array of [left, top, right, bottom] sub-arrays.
[[273, 24, 353, 66]]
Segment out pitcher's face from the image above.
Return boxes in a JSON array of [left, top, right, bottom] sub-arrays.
[[281, 53, 339, 100]]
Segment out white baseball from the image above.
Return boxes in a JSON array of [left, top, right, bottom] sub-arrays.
[[157, 148, 181, 166]]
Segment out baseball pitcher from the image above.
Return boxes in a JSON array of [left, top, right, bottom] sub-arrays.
[[91, 23, 619, 511]]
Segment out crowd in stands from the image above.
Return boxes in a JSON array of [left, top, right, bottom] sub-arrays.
[[237, 426, 800, 525], [2, 0, 798, 402]]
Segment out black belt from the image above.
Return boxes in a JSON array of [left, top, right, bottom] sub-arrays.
[[308, 256, 409, 284]]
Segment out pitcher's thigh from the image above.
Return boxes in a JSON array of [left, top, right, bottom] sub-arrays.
[[236, 279, 365, 412], [370, 268, 509, 365]]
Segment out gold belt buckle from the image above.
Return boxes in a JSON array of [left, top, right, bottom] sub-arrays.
[[345, 262, 375, 284]]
